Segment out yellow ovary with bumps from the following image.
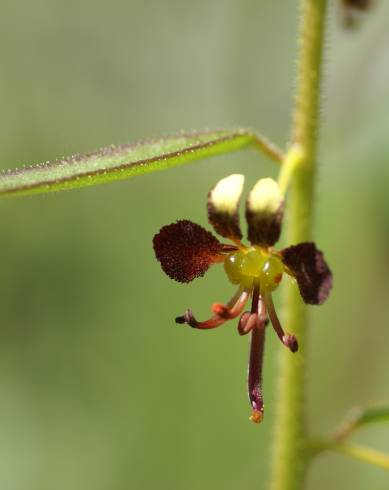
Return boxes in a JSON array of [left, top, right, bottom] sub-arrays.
[[224, 247, 283, 291]]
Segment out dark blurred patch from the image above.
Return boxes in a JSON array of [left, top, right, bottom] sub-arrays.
[[340, 0, 374, 28]]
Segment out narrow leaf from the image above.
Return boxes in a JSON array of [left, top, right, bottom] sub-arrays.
[[333, 442, 389, 471], [335, 405, 389, 440], [0, 128, 283, 198], [353, 406, 389, 428]]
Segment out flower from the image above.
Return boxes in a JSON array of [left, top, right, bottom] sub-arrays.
[[153, 175, 332, 423]]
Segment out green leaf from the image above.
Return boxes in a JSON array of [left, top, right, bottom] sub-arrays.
[[326, 405, 389, 442], [353, 406, 389, 428], [332, 442, 389, 471], [0, 128, 283, 198]]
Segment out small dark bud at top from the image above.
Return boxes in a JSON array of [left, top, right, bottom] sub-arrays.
[[341, 0, 373, 28], [342, 0, 371, 9]]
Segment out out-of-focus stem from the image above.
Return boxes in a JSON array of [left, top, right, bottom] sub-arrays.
[[268, 1, 327, 489]]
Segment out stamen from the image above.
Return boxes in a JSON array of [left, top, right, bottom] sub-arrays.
[[251, 283, 260, 315], [212, 289, 250, 319], [238, 283, 259, 336], [283, 334, 299, 353], [175, 309, 227, 329], [221, 244, 239, 253], [262, 291, 299, 353], [238, 312, 257, 336], [247, 292, 267, 424], [176, 288, 250, 330]]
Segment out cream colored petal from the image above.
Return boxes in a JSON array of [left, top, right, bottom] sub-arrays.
[[207, 174, 244, 240], [246, 178, 284, 246]]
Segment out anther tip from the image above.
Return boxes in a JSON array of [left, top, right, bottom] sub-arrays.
[[283, 334, 299, 353], [175, 309, 198, 328], [250, 409, 264, 424]]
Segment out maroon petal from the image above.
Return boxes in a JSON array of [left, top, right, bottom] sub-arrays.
[[153, 220, 224, 283], [280, 242, 332, 305]]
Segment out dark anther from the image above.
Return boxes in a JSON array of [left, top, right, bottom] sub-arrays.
[[282, 334, 299, 353], [175, 309, 198, 328]]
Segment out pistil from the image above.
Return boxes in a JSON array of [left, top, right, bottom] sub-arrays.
[[247, 284, 267, 423]]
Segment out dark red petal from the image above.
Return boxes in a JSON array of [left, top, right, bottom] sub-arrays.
[[280, 242, 332, 305], [153, 220, 223, 283]]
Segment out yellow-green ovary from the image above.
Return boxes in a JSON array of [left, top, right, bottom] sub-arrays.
[[224, 248, 283, 291]]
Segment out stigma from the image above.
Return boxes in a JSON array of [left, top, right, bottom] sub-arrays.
[[224, 246, 283, 291]]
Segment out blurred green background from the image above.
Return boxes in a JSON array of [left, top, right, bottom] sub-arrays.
[[0, 0, 388, 489]]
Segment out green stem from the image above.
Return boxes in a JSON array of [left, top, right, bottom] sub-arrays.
[[269, 1, 327, 489], [311, 440, 389, 472]]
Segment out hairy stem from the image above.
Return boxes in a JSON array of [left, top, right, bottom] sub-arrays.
[[269, 1, 327, 489]]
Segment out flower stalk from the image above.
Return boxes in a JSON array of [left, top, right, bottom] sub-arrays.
[[269, 1, 328, 489]]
